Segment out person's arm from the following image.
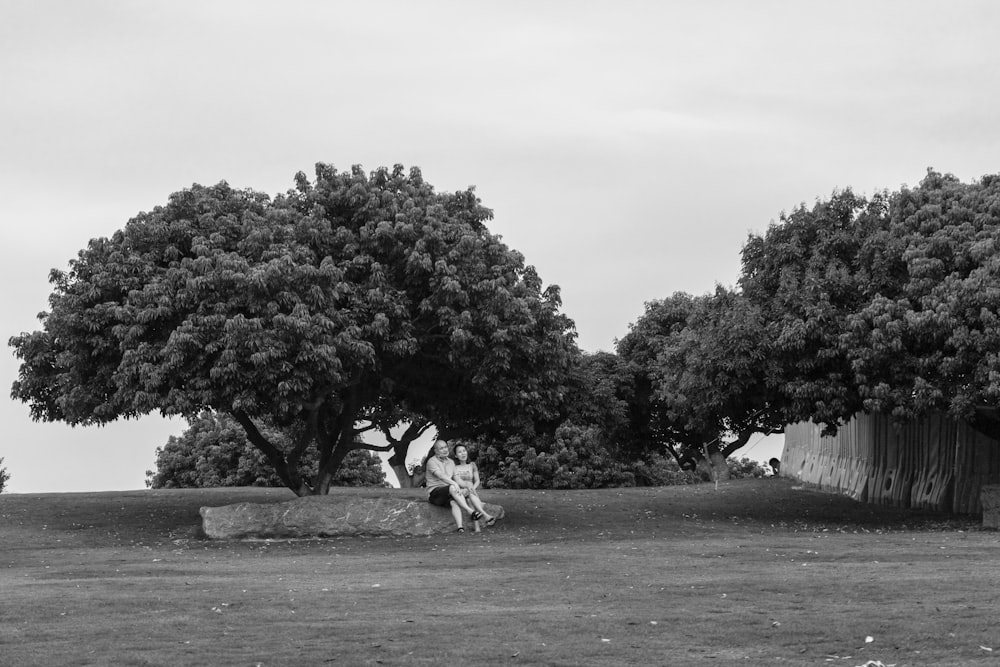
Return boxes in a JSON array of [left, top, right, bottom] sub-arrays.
[[455, 468, 473, 489], [471, 463, 481, 492], [427, 458, 459, 488]]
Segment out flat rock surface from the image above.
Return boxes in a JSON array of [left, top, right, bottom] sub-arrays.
[[199, 489, 505, 539]]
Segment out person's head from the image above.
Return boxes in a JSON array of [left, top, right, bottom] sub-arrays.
[[433, 439, 450, 460], [453, 443, 469, 463]]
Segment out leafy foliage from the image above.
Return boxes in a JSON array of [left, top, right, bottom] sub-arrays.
[[841, 171, 1000, 425], [10, 164, 576, 494], [475, 424, 636, 490], [617, 289, 782, 467], [739, 187, 891, 429], [741, 169, 1000, 431], [0, 457, 9, 493], [619, 168, 1000, 468], [468, 429, 761, 489], [726, 457, 768, 479], [146, 412, 386, 489], [627, 452, 702, 486], [559, 351, 651, 459], [629, 454, 766, 484]]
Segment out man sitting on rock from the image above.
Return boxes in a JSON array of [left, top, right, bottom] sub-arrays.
[[425, 439, 480, 533]]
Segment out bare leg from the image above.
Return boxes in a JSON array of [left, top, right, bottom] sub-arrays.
[[466, 492, 493, 521], [449, 500, 464, 529], [449, 487, 475, 515]]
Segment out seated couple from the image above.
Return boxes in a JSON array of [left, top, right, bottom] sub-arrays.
[[425, 439, 497, 533]]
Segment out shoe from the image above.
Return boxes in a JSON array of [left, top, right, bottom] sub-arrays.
[[456, 527, 465, 533], [485, 516, 496, 527], [471, 511, 483, 521]]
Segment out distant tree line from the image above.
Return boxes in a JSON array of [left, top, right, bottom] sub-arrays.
[[12, 166, 1000, 491]]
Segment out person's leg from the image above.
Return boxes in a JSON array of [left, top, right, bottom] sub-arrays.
[[465, 490, 494, 523], [465, 492, 494, 522], [449, 500, 464, 530], [449, 486, 475, 514]]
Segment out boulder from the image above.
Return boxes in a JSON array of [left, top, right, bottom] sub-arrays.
[[982, 484, 1000, 530], [199, 491, 505, 539]]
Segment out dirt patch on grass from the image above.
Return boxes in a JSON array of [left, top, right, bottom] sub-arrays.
[[1, 479, 995, 666]]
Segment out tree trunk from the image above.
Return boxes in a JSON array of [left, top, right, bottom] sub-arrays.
[[383, 419, 432, 488], [709, 450, 730, 481], [232, 410, 309, 496], [391, 463, 412, 488], [390, 463, 426, 489], [702, 429, 757, 483], [316, 442, 352, 495]]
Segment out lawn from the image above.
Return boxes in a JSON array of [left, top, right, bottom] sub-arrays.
[[1, 479, 998, 666]]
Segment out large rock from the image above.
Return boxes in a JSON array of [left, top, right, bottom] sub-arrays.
[[199, 491, 505, 539]]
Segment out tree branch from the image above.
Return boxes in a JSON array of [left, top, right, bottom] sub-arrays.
[[354, 442, 393, 453], [232, 409, 309, 495]]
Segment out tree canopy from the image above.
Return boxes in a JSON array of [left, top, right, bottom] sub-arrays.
[[10, 164, 577, 495], [616, 288, 783, 471], [618, 169, 1000, 471], [16, 163, 997, 491], [741, 169, 1000, 432]]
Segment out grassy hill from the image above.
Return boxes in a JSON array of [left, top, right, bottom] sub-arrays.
[[1, 479, 995, 666]]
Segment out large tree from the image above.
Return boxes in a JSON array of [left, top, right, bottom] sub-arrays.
[[739, 187, 891, 430], [617, 288, 783, 476], [10, 164, 577, 495], [740, 169, 1000, 434], [839, 171, 1000, 432]]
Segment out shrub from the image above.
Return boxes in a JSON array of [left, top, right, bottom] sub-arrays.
[[727, 456, 768, 479], [458, 427, 768, 490], [0, 457, 9, 493], [625, 453, 767, 485], [626, 452, 702, 486], [146, 411, 387, 489], [476, 424, 636, 490]]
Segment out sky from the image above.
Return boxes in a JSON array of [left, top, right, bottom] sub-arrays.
[[2, 1, 998, 493]]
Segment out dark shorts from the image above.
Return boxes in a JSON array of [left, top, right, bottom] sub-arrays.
[[428, 485, 452, 507]]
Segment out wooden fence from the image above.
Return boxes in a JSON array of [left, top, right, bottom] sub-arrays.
[[781, 412, 1000, 514]]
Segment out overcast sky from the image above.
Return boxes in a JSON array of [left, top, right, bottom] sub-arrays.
[[3, 1, 998, 493]]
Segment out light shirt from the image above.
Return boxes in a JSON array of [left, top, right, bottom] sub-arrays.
[[425, 455, 455, 492]]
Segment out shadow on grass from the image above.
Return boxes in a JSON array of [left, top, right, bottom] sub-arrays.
[[0, 478, 979, 547]]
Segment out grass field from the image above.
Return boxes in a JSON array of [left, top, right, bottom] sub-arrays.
[[2, 479, 998, 666]]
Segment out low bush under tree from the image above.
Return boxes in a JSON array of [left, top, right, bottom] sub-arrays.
[[146, 412, 386, 489], [475, 423, 636, 490]]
